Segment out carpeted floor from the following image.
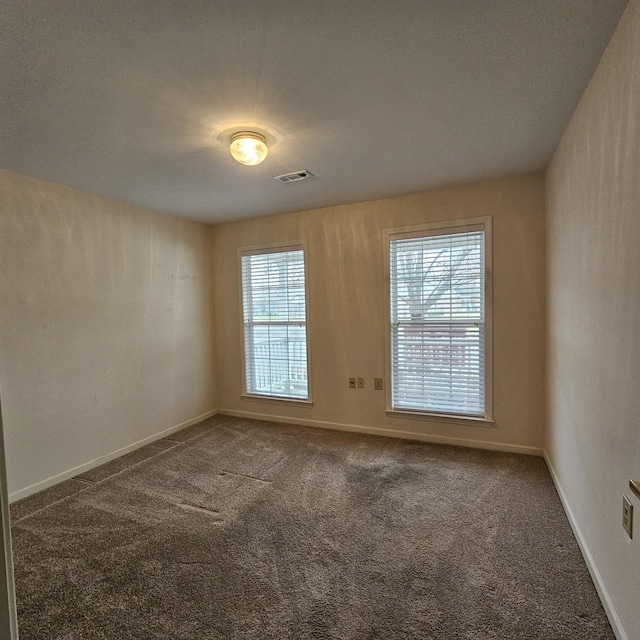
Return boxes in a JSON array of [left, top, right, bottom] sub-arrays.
[[10, 416, 614, 639]]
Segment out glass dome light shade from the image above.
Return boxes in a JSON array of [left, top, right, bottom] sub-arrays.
[[229, 131, 269, 166]]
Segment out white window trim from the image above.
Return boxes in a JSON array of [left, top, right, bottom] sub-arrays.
[[383, 217, 493, 424], [237, 240, 313, 404], [239, 394, 313, 407]]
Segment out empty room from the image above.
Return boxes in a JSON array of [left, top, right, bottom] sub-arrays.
[[1, 1, 639, 639]]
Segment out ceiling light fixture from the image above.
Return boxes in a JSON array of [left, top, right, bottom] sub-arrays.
[[229, 131, 269, 166]]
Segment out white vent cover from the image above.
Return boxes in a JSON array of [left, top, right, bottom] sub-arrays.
[[273, 170, 314, 184]]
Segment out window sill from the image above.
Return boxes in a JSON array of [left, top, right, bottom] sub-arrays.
[[241, 394, 313, 408], [386, 409, 494, 428]]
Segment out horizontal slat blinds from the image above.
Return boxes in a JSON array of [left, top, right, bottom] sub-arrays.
[[389, 226, 486, 417], [241, 247, 308, 400]]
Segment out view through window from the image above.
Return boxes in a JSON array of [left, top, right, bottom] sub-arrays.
[[241, 246, 309, 400], [389, 222, 488, 418]]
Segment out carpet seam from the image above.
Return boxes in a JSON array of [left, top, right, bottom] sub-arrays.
[[11, 482, 96, 525], [12, 434, 211, 524], [371, 439, 391, 463], [219, 470, 271, 484], [72, 440, 184, 484]]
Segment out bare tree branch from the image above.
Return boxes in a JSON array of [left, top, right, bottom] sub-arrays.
[[399, 247, 473, 319]]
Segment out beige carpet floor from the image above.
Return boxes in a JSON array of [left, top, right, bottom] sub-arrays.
[[10, 415, 614, 639]]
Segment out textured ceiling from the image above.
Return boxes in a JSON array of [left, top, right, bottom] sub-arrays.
[[1, 1, 629, 223]]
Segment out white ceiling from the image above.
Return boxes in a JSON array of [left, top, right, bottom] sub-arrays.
[[1, 1, 629, 224]]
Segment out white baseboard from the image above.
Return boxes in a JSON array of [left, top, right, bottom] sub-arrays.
[[9, 409, 218, 503], [543, 452, 627, 640], [218, 409, 543, 457], [10, 407, 541, 504]]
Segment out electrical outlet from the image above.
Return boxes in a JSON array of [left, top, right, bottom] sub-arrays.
[[374, 377, 384, 391], [622, 495, 633, 539], [349, 377, 356, 389], [357, 377, 365, 389]]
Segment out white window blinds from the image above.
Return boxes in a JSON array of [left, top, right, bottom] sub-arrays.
[[389, 224, 487, 418], [241, 246, 309, 400]]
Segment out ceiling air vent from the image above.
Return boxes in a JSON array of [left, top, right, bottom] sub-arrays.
[[273, 170, 314, 184]]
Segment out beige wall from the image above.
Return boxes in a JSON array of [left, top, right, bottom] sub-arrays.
[[0, 168, 545, 497], [546, 1, 640, 638], [213, 173, 546, 453], [0, 170, 216, 497]]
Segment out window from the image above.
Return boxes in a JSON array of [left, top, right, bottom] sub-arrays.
[[387, 219, 491, 420], [240, 245, 309, 401]]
